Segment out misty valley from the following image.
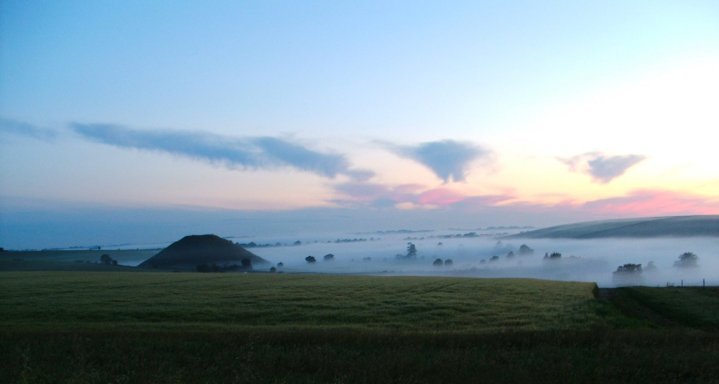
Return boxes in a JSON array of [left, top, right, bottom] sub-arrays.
[[3, 216, 719, 383], [7, 225, 715, 288], [246, 234, 717, 288]]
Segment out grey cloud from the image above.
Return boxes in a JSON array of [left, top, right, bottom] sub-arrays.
[[72, 123, 371, 179], [330, 182, 424, 208], [561, 152, 645, 183], [389, 140, 490, 182], [253, 137, 352, 178], [0, 117, 57, 140]]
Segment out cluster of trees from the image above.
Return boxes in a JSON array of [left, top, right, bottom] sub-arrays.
[[196, 258, 252, 273], [478, 244, 535, 264], [614, 263, 642, 274], [305, 254, 336, 264], [237, 241, 283, 248], [435, 232, 480, 239], [612, 252, 700, 276], [332, 238, 370, 243], [543, 252, 562, 260], [432, 258, 453, 267], [269, 262, 284, 273]]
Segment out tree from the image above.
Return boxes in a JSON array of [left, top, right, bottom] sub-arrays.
[[433, 258, 443, 266], [406, 242, 417, 258], [305, 255, 317, 264], [674, 252, 699, 268], [269, 266, 277, 273], [613, 263, 643, 286], [323, 253, 335, 261], [444, 259, 453, 266], [100, 254, 115, 265], [518, 244, 534, 256], [241, 258, 252, 270], [614, 263, 642, 274]]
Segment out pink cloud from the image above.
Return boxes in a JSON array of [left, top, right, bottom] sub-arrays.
[[330, 182, 425, 207], [332, 179, 719, 219], [583, 190, 719, 216], [417, 188, 467, 206]]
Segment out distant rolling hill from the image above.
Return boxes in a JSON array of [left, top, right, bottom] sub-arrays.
[[138, 234, 269, 270], [507, 215, 719, 239]]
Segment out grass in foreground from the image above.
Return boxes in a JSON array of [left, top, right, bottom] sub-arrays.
[[0, 272, 610, 332], [2, 272, 719, 383]]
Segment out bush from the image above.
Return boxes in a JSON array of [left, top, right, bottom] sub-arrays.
[[674, 252, 698, 268], [323, 253, 335, 261], [433, 258, 443, 267], [305, 256, 317, 264], [444, 259, 453, 266]]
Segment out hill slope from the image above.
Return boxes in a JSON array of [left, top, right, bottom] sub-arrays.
[[508, 215, 719, 239], [138, 234, 268, 269]]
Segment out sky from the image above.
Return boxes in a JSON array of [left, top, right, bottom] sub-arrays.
[[1, 1, 718, 248]]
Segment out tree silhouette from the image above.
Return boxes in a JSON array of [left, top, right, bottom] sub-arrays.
[[406, 242, 417, 258], [100, 254, 116, 265], [674, 252, 698, 268], [518, 244, 534, 256]]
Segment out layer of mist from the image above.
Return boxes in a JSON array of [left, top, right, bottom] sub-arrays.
[[247, 232, 718, 287]]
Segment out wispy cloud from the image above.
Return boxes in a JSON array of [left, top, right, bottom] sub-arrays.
[[331, 181, 513, 209], [0, 117, 57, 141], [387, 140, 490, 182], [331, 182, 424, 208], [72, 123, 371, 179], [560, 152, 645, 183]]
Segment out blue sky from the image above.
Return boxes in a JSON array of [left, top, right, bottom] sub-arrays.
[[1, 1, 718, 248]]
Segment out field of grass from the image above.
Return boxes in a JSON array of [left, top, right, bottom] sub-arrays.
[[0, 272, 608, 332], [2, 272, 719, 383], [610, 286, 719, 329]]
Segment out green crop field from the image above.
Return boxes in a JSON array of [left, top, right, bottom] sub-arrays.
[[2, 272, 719, 383], [0, 272, 610, 332]]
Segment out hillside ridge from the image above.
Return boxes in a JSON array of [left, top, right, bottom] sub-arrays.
[[508, 215, 719, 239]]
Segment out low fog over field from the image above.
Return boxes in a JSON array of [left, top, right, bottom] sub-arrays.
[[246, 231, 718, 287]]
